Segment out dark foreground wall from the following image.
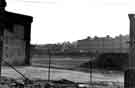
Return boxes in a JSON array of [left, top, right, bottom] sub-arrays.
[[0, 6, 33, 65]]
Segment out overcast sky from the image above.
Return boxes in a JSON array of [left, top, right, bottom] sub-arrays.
[[5, 0, 132, 44]]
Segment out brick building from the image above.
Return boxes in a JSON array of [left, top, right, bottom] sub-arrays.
[[77, 35, 129, 53], [0, 0, 33, 65]]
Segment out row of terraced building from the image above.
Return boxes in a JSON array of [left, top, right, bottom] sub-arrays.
[[77, 35, 129, 53]]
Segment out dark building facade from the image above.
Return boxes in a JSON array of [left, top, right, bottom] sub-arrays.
[[0, 0, 33, 65]]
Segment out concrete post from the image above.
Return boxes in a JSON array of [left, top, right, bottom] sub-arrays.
[[125, 14, 135, 88], [0, 27, 3, 81]]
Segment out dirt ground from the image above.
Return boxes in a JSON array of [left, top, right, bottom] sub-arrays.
[[32, 56, 91, 69], [1, 66, 124, 83]]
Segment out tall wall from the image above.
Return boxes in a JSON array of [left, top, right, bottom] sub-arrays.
[[0, 0, 33, 65]]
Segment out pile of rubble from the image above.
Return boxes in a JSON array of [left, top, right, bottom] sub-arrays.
[[0, 77, 80, 88], [0, 76, 39, 88]]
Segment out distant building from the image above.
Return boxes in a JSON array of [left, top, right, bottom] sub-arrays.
[[77, 35, 129, 53], [0, 0, 33, 65]]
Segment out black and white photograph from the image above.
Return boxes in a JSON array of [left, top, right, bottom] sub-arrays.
[[0, 0, 132, 88]]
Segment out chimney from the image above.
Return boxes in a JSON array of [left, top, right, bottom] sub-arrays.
[[0, 0, 6, 11]]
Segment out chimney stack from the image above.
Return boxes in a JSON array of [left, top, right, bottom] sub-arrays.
[[0, 0, 6, 9]]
